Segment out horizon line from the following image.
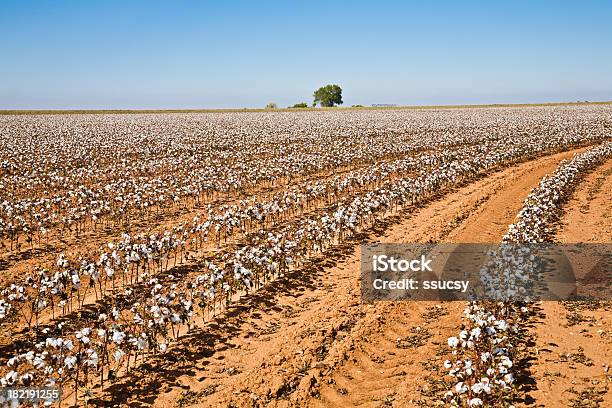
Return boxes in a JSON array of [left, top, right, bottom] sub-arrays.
[[1, 100, 611, 115]]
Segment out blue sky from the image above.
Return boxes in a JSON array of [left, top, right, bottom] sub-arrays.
[[1, 1, 611, 109]]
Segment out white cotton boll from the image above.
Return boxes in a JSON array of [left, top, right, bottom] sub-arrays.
[[113, 349, 125, 361], [4, 370, 17, 385], [112, 331, 126, 344], [64, 356, 77, 369], [500, 356, 513, 368], [136, 337, 148, 350], [471, 382, 484, 394], [448, 337, 459, 347], [85, 349, 98, 367], [63, 339, 74, 351], [33, 355, 45, 369], [470, 327, 481, 339], [455, 381, 468, 394], [468, 398, 483, 407], [495, 320, 508, 331]]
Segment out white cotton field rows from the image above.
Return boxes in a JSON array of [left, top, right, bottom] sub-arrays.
[[0, 145, 488, 330], [0, 141, 460, 252], [1, 108, 610, 252], [442, 141, 612, 407], [1, 136, 610, 405], [0, 112, 513, 248], [0, 140, 539, 328], [0, 131, 607, 330], [0, 107, 611, 406], [0, 150, 440, 322]]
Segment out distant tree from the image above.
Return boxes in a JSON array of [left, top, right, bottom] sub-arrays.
[[290, 102, 308, 108], [313, 84, 343, 107], [265, 102, 278, 109], [351, 104, 364, 108]]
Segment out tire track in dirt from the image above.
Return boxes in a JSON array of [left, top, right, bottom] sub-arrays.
[[529, 158, 612, 408], [99, 148, 585, 408]]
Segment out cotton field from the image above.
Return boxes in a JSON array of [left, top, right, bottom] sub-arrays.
[[0, 106, 610, 407]]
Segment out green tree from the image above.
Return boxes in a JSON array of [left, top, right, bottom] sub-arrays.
[[265, 102, 278, 109], [313, 84, 343, 107], [290, 102, 308, 108]]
